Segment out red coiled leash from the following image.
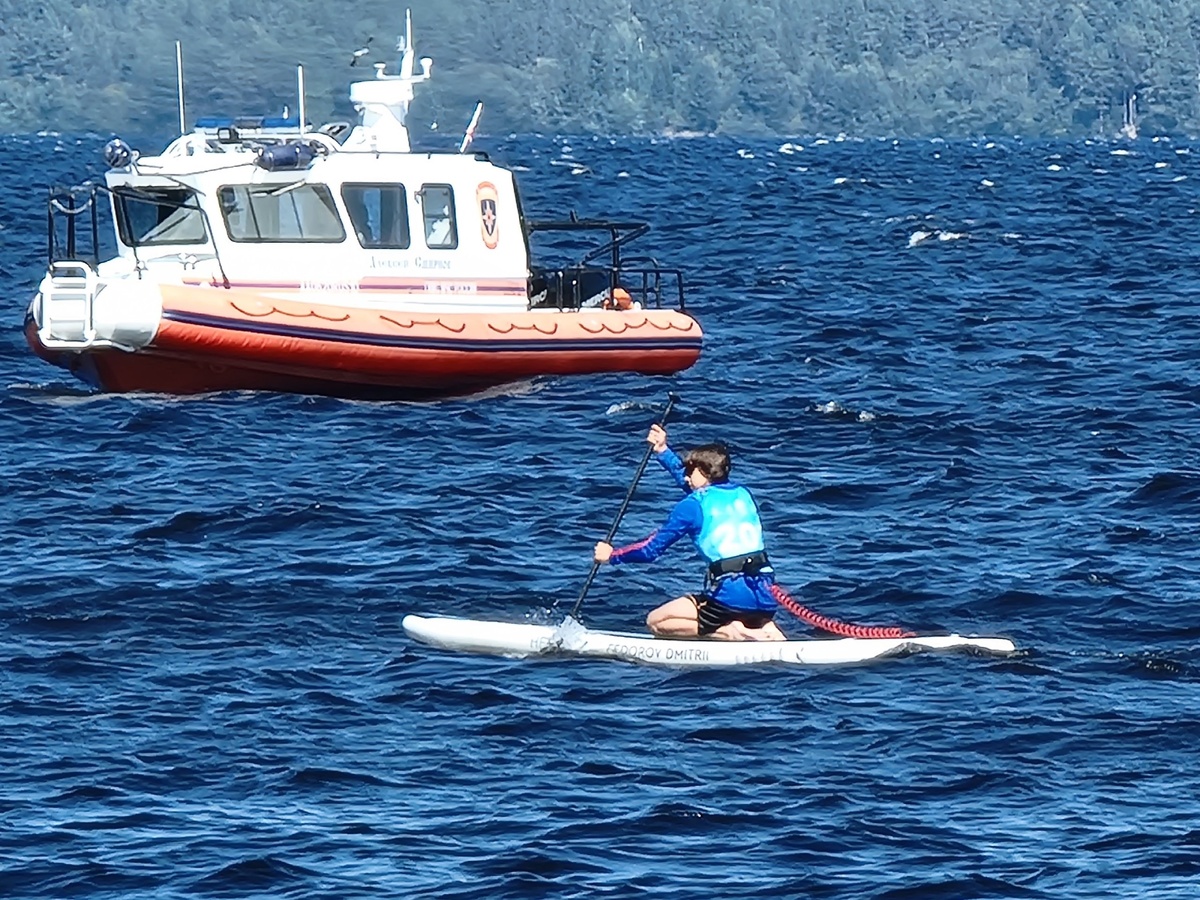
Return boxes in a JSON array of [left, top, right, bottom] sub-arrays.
[[769, 583, 915, 639]]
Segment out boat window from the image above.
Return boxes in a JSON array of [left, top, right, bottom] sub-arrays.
[[217, 183, 346, 242], [342, 184, 410, 249], [418, 184, 457, 249], [114, 187, 208, 246]]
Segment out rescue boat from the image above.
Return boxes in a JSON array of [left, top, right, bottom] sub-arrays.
[[25, 12, 702, 400]]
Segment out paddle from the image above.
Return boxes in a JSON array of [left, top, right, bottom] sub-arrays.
[[552, 392, 681, 647]]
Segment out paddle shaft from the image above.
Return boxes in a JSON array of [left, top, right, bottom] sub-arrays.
[[568, 393, 680, 620]]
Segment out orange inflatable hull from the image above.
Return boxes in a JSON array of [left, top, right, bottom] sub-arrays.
[[26, 285, 703, 399]]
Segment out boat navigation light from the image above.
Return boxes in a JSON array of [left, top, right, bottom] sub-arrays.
[[256, 142, 317, 171], [103, 138, 134, 169]]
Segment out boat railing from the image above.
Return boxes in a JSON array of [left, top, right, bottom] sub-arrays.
[[526, 218, 651, 270], [530, 264, 685, 312], [47, 184, 102, 268], [47, 182, 233, 288], [158, 128, 345, 158], [629, 266, 686, 311], [526, 218, 685, 311]]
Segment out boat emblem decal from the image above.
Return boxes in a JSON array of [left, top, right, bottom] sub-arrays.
[[477, 182, 499, 249]]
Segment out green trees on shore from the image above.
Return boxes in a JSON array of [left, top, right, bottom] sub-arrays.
[[0, 0, 1193, 137]]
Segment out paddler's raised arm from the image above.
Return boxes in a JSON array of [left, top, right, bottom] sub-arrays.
[[594, 496, 702, 565], [648, 423, 688, 492]]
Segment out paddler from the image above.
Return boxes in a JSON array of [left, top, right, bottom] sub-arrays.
[[593, 424, 787, 641]]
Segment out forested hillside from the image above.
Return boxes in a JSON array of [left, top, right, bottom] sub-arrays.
[[0, 0, 1195, 137]]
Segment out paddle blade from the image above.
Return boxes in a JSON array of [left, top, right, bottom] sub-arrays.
[[549, 615, 588, 652]]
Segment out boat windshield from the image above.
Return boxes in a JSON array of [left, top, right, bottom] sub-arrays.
[[218, 184, 346, 243], [114, 187, 208, 246]]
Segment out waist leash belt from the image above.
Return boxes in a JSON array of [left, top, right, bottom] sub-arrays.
[[707, 551, 771, 584]]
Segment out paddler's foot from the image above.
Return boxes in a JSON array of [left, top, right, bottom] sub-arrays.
[[712, 620, 788, 642], [711, 621, 747, 641], [712, 620, 763, 641], [759, 621, 787, 641]]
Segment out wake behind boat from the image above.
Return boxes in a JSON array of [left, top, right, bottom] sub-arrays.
[[401, 614, 1017, 667]]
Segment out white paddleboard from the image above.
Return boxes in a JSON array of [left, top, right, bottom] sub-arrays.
[[402, 614, 1017, 667]]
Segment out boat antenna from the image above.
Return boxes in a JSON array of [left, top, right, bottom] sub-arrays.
[[458, 101, 483, 153], [297, 64, 307, 134], [565, 392, 681, 622], [175, 40, 186, 135]]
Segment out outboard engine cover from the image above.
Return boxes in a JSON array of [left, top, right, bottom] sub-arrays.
[[256, 142, 317, 171]]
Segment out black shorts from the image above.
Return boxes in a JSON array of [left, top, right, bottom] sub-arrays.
[[691, 594, 775, 636]]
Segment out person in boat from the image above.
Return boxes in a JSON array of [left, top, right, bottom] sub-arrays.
[[593, 424, 787, 642]]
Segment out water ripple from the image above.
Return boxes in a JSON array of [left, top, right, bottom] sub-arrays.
[[2, 133, 1200, 898]]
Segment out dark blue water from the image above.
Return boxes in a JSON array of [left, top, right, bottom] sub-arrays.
[[4, 131, 1200, 897]]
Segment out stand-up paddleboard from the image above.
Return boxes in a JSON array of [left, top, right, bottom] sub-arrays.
[[402, 614, 1017, 667]]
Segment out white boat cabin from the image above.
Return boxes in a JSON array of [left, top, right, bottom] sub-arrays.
[[102, 130, 530, 313]]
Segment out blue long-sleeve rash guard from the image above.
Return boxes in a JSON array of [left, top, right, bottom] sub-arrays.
[[609, 448, 693, 565], [609, 446, 777, 612]]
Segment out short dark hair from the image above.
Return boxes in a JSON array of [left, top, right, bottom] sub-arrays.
[[683, 443, 731, 483]]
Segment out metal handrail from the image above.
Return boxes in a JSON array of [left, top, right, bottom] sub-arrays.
[[530, 264, 685, 312], [46, 182, 232, 288]]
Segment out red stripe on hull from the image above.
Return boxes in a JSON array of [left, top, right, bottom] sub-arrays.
[[25, 317, 702, 400]]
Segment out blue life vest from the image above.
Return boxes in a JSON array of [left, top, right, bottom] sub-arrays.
[[693, 484, 765, 564]]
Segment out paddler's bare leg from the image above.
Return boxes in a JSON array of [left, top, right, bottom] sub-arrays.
[[646, 596, 701, 638]]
